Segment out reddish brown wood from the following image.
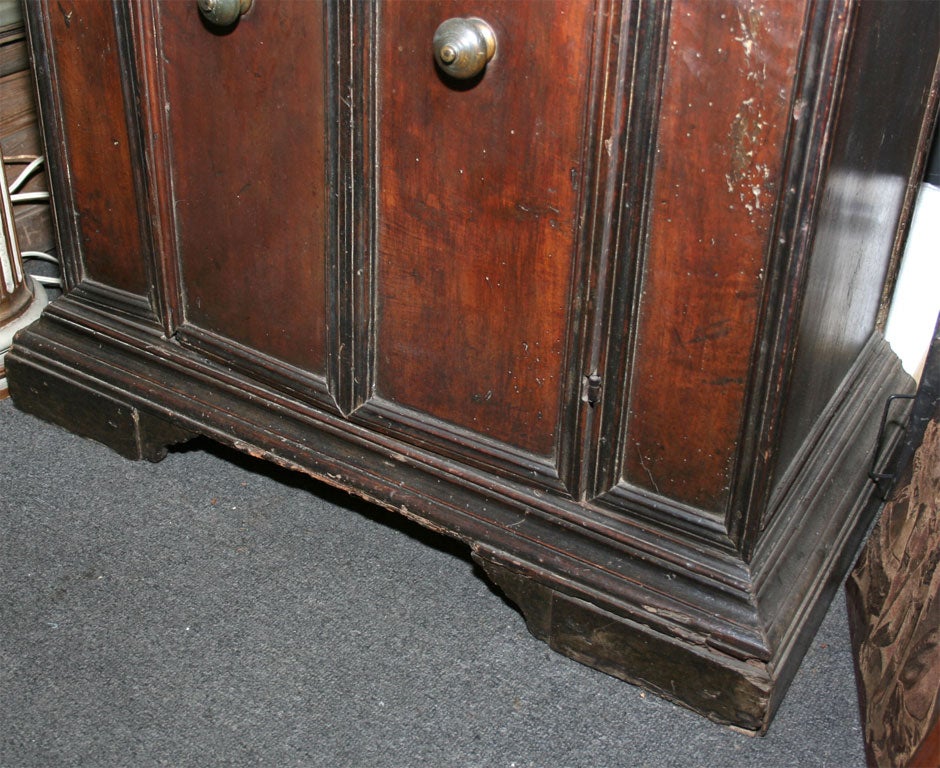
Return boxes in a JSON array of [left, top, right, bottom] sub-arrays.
[[47, 0, 148, 295], [622, 0, 807, 512], [9, 0, 939, 734], [374, 0, 595, 458], [910, 718, 940, 768], [158, 1, 328, 374]]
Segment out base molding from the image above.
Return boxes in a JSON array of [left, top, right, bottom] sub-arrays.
[[6, 310, 912, 733], [474, 552, 774, 732]]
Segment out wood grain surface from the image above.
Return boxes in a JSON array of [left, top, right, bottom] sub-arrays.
[[375, 0, 594, 457], [160, 1, 329, 374], [48, 0, 148, 294]]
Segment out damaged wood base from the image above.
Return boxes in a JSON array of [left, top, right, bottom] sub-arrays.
[[473, 553, 774, 732], [5, 309, 911, 733], [8, 348, 195, 461]]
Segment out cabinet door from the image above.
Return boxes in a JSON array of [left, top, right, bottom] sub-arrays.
[[35, 0, 154, 305], [363, 0, 598, 489], [153, 1, 330, 394], [589, 0, 809, 538]]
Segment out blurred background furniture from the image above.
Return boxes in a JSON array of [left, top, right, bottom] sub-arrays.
[[0, 4, 51, 397]]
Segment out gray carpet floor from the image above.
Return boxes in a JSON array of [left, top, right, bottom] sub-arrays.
[[1, 398, 866, 767]]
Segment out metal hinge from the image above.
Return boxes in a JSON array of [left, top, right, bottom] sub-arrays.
[[869, 392, 916, 500], [582, 373, 602, 407]]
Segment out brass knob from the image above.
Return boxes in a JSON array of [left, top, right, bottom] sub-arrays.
[[433, 17, 496, 80], [197, 0, 252, 27]]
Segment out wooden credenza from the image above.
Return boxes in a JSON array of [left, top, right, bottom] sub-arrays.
[[9, 0, 939, 732]]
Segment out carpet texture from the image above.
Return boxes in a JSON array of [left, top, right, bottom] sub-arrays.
[[0, 399, 866, 767]]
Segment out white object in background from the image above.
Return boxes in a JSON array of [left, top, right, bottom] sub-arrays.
[[885, 183, 940, 384], [0, 163, 48, 398]]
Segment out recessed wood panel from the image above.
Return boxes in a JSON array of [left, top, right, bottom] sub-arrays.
[[49, 0, 149, 296], [621, 0, 806, 512], [17, 0, 940, 733], [159, 2, 328, 375], [374, 0, 594, 458]]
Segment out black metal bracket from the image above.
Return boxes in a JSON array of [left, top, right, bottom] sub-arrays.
[[869, 393, 916, 499]]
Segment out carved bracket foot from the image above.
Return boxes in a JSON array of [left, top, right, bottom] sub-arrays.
[[473, 549, 775, 733], [7, 348, 196, 462]]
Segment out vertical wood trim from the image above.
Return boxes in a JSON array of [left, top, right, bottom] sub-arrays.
[[359, 1, 378, 412], [126, 0, 184, 335], [325, 0, 342, 408], [588, 0, 673, 500], [557, 0, 627, 498], [876, 51, 940, 331], [730, 0, 855, 554], [23, 0, 85, 291], [328, 0, 375, 416], [110, 0, 162, 323]]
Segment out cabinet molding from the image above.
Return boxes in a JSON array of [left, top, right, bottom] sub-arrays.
[[10, 0, 939, 732]]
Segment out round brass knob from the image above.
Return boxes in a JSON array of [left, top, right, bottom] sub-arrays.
[[432, 17, 496, 80], [197, 0, 252, 27]]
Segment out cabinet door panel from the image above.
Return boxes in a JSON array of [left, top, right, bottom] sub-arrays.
[[374, 0, 594, 463], [159, 1, 328, 377], [599, 0, 806, 519], [46, 0, 150, 297]]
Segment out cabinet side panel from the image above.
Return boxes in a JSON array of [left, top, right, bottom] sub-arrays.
[[159, 2, 328, 375], [773, 0, 940, 482], [622, 0, 806, 512], [47, 0, 149, 296], [374, 0, 594, 458]]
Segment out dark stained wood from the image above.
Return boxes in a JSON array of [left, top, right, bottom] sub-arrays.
[[475, 555, 774, 732], [158, 1, 329, 375], [374, 0, 595, 458], [622, 0, 807, 513], [4, 304, 912, 734], [7, 352, 195, 461], [45, 0, 149, 296], [773, 0, 940, 484], [9, 0, 940, 734], [726, 0, 855, 553], [327, 0, 376, 414]]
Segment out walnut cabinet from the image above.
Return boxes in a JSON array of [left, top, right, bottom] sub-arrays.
[[9, 0, 939, 732]]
